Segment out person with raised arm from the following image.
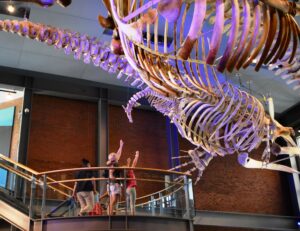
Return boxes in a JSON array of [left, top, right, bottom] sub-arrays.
[[126, 151, 139, 215], [103, 139, 124, 215]]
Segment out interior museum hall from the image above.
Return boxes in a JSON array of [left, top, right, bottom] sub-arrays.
[[0, 0, 299, 230]]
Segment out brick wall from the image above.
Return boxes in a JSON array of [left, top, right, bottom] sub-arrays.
[[108, 105, 169, 201], [25, 95, 292, 215], [180, 137, 293, 215], [0, 97, 23, 162], [27, 95, 97, 172]]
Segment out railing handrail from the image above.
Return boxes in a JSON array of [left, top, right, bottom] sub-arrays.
[[119, 178, 184, 204], [0, 162, 71, 198], [47, 177, 184, 186], [0, 154, 73, 195], [0, 154, 192, 212], [0, 154, 39, 175], [37, 166, 191, 177]]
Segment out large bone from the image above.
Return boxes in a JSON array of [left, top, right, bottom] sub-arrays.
[[226, 0, 250, 72], [206, 0, 224, 65], [260, 0, 296, 15], [238, 153, 299, 174], [158, 0, 183, 22], [255, 6, 277, 71], [178, 0, 207, 60], [0, 19, 140, 86], [217, 0, 240, 72]]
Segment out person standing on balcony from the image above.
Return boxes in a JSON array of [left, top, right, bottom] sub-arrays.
[[126, 151, 139, 215], [72, 158, 97, 216], [103, 139, 124, 215]]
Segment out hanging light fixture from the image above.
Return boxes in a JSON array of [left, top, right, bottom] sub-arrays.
[[7, 0, 15, 13]]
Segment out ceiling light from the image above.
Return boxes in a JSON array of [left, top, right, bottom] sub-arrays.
[[7, 4, 15, 13], [5, 92, 13, 100]]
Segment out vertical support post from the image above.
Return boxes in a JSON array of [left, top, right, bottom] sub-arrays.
[[159, 192, 163, 216], [183, 176, 190, 219], [97, 89, 108, 195], [184, 176, 194, 231], [18, 78, 33, 165], [41, 174, 47, 219], [166, 118, 180, 169], [124, 169, 128, 230], [29, 176, 36, 218], [151, 195, 155, 216], [288, 137, 300, 215], [22, 180, 27, 204], [16, 80, 33, 199]]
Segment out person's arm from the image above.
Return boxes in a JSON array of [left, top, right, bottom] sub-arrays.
[[99, 191, 108, 201], [115, 139, 124, 161], [131, 151, 139, 167]]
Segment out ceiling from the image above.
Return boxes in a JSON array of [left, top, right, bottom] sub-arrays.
[[0, 0, 299, 114]]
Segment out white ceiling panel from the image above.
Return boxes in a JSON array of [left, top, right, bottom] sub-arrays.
[[22, 38, 74, 59], [81, 64, 128, 87], [0, 47, 22, 67], [18, 51, 87, 78]]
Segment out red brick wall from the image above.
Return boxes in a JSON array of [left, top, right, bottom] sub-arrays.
[[27, 95, 97, 172], [26, 95, 292, 215], [108, 105, 169, 201], [180, 137, 293, 216]]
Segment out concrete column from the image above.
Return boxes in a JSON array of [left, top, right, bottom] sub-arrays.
[[97, 89, 108, 195]]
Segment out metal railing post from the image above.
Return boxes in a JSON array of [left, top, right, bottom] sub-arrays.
[[108, 176, 112, 230], [151, 195, 155, 216], [22, 179, 27, 204], [41, 174, 47, 219], [159, 192, 163, 215], [124, 169, 128, 230], [184, 176, 194, 231], [29, 176, 36, 218], [183, 176, 190, 219]]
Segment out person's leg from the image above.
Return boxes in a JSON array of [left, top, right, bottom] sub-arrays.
[[126, 187, 130, 212], [76, 192, 87, 215], [109, 194, 117, 215], [81, 191, 94, 214], [114, 194, 120, 215], [130, 187, 136, 215]]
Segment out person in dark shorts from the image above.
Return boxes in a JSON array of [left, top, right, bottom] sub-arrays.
[[72, 158, 97, 216]]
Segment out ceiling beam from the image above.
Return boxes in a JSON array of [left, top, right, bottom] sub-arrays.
[[0, 65, 139, 104]]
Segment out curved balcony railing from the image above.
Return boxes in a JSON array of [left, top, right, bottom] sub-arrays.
[[0, 154, 195, 221]]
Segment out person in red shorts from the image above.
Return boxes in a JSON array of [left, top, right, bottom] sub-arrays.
[[126, 151, 139, 215]]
